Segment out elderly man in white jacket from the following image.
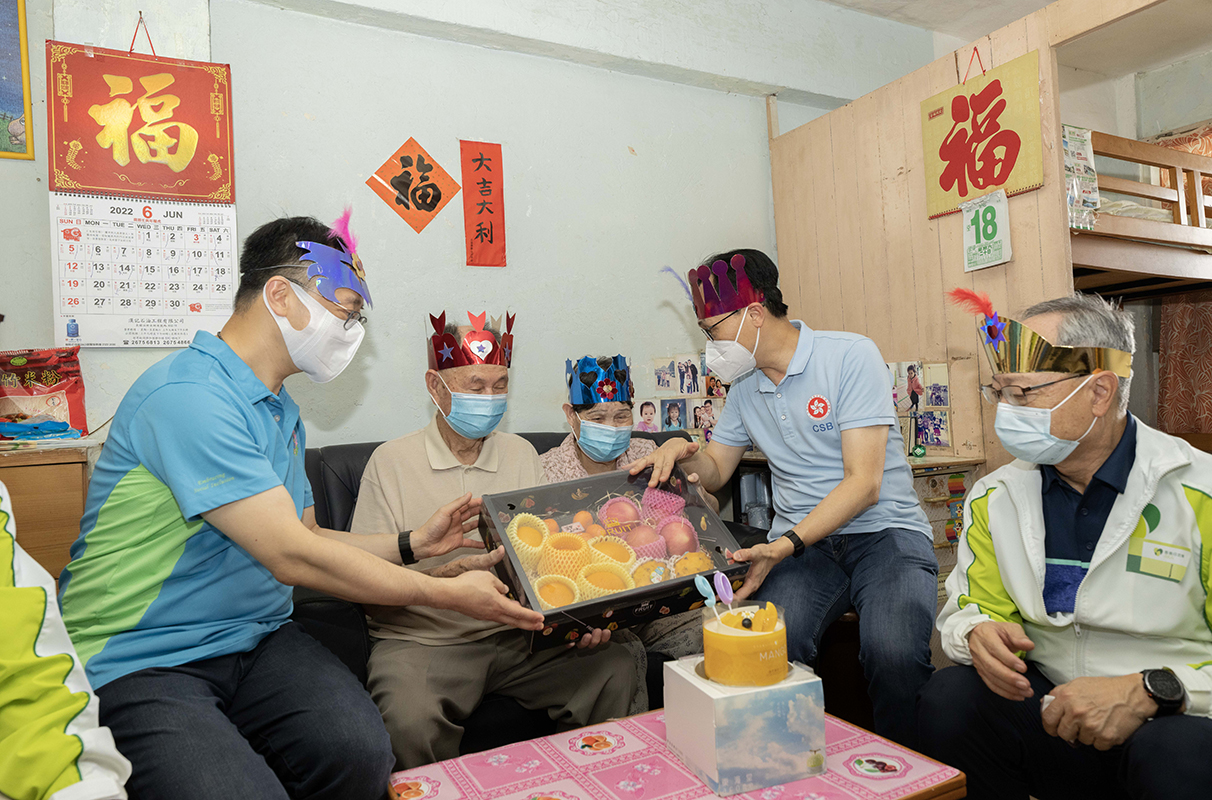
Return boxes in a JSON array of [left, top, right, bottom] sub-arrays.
[[918, 292, 1212, 800]]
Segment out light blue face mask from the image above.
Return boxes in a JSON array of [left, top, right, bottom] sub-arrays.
[[576, 416, 633, 464], [993, 374, 1097, 465], [432, 375, 508, 440]]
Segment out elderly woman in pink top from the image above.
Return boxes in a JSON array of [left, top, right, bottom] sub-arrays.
[[540, 355, 658, 483]]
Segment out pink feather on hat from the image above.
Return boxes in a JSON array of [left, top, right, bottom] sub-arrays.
[[329, 206, 358, 255]]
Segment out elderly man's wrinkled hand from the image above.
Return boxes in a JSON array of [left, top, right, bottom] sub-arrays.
[[568, 627, 613, 650], [424, 547, 503, 578], [968, 621, 1035, 701], [1041, 675, 1156, 750]]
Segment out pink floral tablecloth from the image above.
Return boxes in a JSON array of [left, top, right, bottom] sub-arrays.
[[391, 712, 963, 800]]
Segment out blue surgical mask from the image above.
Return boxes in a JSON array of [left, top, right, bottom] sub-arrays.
[[576, 417, 633, 464], [431, 375, 508, 440], [993, 375, 1098, 465]]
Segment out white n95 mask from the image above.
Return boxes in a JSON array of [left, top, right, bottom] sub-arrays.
[[705, 311, 761, 384], [264, 282, 364, 383]]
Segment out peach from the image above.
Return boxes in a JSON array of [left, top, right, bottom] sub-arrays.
[[599, 498, 640, 526], [659, 518, 698, 556], [625, 524, 659, 548]]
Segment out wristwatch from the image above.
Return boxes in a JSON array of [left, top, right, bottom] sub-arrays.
[[1141, 669, 1184, 716], [398, 531, 418, 565], [781, 531, 805, 558]]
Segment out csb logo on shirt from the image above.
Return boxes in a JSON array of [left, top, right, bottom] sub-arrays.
[[807, 395, 833, 432], [291, 430, 299, 457]]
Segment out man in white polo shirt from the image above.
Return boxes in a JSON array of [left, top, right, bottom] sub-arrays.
[[631, 249, 935, 747]]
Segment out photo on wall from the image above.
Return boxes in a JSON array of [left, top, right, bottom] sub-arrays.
[[661, 398, 688, 432], [924, 362, 950, 407], [916, 409, 951, 447], [674, 353, 703, 396], [633, 399, 661, 433], [705, 373, 728, 398], [690, 397, 721, 432], [653, 359, 678, 396], [888, 360, 925, 412]]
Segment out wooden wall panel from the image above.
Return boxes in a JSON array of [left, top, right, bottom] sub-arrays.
[[766, 1, 1153, 469], [771, 124, 804, 318], [809, 119, 845, 332], [902, 58, 953, 365], [829, 105, 869, 334], [875, 80, 919, 361], [1045, 0, 1165, 47], [854, 92, 894, 349]]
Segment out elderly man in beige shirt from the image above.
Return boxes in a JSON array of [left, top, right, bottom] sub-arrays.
[[351, 314, 635, 768]]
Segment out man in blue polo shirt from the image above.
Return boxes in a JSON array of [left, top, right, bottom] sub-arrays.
[[632, 249, 935, 747], [58, 214, 544, 799]]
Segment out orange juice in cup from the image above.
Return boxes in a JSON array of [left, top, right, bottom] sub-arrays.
[[701, 602, 788, 687]]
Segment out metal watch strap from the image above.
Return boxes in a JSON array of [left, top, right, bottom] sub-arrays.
[[398, 531, 417, 565], [782, 531, 805, 558]]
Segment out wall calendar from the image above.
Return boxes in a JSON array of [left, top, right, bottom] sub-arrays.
[[50, 194, 236, 347]]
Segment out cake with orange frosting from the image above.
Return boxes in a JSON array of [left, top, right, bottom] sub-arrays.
[[701, 601, 788, 686]]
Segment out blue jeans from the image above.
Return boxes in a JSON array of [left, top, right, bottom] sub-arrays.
[[754, 527, 937, 748], [96, 622, 393, 800]]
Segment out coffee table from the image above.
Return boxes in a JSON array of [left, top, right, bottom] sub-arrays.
[[390, 710, 965, 800]]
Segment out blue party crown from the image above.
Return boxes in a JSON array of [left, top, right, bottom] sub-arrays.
[[566, 355, 634, 404]]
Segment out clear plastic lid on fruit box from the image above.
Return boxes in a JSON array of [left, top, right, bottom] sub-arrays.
[[480, 464, 748, 650]]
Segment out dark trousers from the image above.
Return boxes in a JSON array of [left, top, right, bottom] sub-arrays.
[[918, 664, 1212, 800], [96, 622, 393, 800], [753, 527, 938, 748]]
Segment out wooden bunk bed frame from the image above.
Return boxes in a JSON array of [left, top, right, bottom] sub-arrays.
[[1071, 130, 1212, 299]]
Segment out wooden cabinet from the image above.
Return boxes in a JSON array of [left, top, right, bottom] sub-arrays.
[[0, 446, 94, 581]]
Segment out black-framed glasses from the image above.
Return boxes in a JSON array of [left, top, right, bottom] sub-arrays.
[[285, 279, 367, 330], [701, 309, 739, 341], [336, 307, 368, 331], [980, 373, 1089, 406]]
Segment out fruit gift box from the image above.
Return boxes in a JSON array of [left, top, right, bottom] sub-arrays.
[[480, 465, 747, 649]]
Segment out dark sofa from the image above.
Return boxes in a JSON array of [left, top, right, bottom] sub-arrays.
[[292, 429, 768, 755]]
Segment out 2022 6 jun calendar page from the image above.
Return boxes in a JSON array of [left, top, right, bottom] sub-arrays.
[[50, 193, 237, 348]]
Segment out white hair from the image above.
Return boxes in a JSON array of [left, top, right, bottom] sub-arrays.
[[1021, 293, 1134, 414]]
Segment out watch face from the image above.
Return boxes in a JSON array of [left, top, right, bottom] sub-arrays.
[[1145, 669, 1184, 703]]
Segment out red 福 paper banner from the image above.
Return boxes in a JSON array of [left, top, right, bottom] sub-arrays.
[[460, 141, 506, 267]]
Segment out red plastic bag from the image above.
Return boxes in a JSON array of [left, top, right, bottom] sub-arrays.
[[0, 347, 89, 435]]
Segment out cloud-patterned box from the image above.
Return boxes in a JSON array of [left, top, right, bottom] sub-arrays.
[[663, 658, 825, 796]]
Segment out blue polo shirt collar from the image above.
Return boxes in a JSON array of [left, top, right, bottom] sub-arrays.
[[756, 321, 815, 394], [189, 331, 277, 405]]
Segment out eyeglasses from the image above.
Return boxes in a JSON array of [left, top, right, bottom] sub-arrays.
[[286, 279, 367, 330], [700, 309, 739, 341], [337, 307, 368, 331], [980, 373, 1089, 406]]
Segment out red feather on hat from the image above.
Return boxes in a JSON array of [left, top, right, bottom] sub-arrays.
[[947, 287, 995, 318]]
